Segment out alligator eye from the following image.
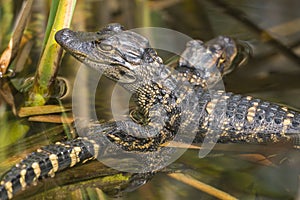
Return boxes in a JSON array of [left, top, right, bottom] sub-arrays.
[[124, 51, 143, 64], [216, 52, 228, 73], [119, 69, 126, 75], [219, 52, 226, 63], [126, 52, 139, 60], [218, 52, 226, 65], [99, 43, 113, 51]]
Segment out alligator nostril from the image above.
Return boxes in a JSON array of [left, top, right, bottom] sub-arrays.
[[55, 28, 73, 44]]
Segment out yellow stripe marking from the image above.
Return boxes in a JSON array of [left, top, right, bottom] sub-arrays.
[[69, 149, 77, 167], [69, 147, 81, 167], [246, 106, 256, 123], [81, 137, 99, 163], [94, 143, 100, 158], [20, 169, 27, 190], [92, 141, 100, 159], [4, 181, 13, 199], [49, 154, 59, 172], [81, 138, 98, 163], [31, 162, 41, 180], [281, 118, 291, 134]]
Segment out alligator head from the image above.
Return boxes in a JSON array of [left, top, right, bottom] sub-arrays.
[[55, 23, 162, 87], [177, 36, 251, 87]]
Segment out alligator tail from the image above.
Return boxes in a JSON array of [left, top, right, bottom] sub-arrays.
[[0, 137, 99, 200]]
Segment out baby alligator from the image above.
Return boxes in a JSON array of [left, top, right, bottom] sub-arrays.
[[1, 23, 300, 199]]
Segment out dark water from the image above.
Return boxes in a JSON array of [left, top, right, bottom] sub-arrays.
[[1, 0, 300, 199]]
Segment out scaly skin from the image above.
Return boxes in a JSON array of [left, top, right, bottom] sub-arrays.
[[0, 23, 299, 199]]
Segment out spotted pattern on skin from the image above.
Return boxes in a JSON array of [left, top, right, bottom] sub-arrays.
[[169, 113, 180, 127], [205, 99, 218, 115], [281, 112, 294, 135], [194, 90, 300, 145]]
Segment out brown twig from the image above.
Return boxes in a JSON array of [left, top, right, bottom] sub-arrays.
[[168, 173, 238, 200], [0, 0, 33, 76]]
